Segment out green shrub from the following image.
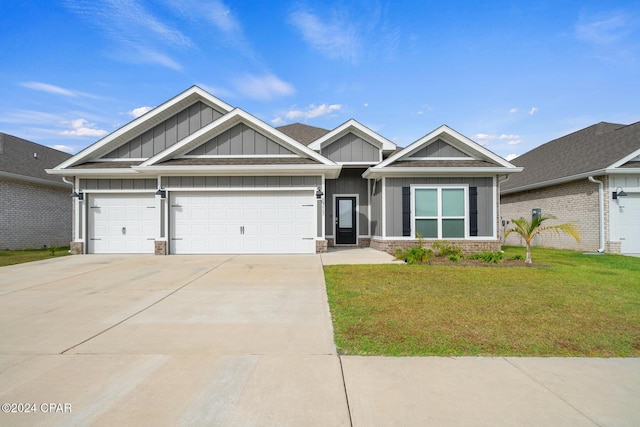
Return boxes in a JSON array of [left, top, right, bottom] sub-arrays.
[[468, 251, 504, 264], [395, 234, 432, 264], [512, 254, 525, 261], [430, 241, 463, 259]]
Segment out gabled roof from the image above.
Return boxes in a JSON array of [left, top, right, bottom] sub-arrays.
[[363, 125, 521, 179], [0, 133, 71, 187], [501, 121, 640, 194], [277, 123, 330, 146], [52, 86, 233, 170], [306, 119, 397, 152]]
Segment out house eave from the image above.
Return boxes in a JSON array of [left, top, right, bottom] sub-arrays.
[[1, 170, 71, 189], [500, 169, 609, 195], [132, 164, 342, 178], [363, 167, 522, 179]]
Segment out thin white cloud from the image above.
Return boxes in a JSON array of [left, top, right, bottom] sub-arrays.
[[364, 103, 369, 107], [20, 82, 77, 97], [509, 108, 518, 113], [233, 74, 295, 101], [576, 11, 632, 45], [285, 104, 342, 120], [288, 10, 360, 62], [271, 116, 284, 125], [51, 144, 76, 153], [505, 153, 518, 161], [474, 133, 522, 146], [60, 119, 108, 137], [128, 106, 153, 118], [64, 0, 193, 70], [529, 107, 538, 115]]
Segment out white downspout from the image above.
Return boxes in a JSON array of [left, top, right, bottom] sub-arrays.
[[588, 176, 605, 253], [497, 174, 511, 241]]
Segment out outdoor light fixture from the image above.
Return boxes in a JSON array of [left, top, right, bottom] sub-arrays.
[[70, 191, 84, 201], [155, 188, 167, 199], [612, 187, 628, 199], [315, 188, 324, 199]]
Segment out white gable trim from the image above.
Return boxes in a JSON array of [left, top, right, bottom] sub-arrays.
[[53, 86, 233, 170], [307, 119, 396, 151], [140, 108, 337, 167], [608, 147, 640, 169], [375, 125, 517, 169]]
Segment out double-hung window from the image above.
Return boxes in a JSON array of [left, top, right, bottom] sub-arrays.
[[412, 186, 467, 238]]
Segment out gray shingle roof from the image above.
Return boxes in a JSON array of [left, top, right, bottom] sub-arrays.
[[0, 133, 71, 184], [501, 121, 640, 192], [276, 123, 330, 146]]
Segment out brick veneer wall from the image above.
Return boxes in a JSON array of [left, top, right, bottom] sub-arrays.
[[500, 177, 610, 252], [371, 238, 501, 255], [0, 179, 72, 250]]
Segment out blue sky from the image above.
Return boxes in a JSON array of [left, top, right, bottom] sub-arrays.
[[1, 1, 639, 160]]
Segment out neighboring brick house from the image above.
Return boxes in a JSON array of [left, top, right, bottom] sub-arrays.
[[0, 133, 72, 249], [500, 122, 640, 254]]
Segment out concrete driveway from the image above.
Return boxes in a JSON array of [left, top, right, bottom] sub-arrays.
[[2, 253, 639, 426], [0, 255, 349, 426]]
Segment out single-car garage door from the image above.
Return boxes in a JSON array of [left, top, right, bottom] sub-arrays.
[[88, 194, 156, 254], [618, 193, 640, 254], [170, 191, 316, 254]]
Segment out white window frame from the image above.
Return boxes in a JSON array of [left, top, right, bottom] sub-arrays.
[[410, 184, 469, 239]]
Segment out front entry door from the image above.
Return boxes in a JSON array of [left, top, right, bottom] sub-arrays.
[[335, 197, 357, 245]]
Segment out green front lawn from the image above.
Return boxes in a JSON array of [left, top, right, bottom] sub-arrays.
[[325, 247, 640, 357], [0, 247, 70, 267]]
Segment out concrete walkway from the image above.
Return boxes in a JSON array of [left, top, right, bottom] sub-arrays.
[[1, 253, 639, 426]]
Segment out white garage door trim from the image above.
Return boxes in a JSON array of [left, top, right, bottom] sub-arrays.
[[88, 193, 156, 254], [617, 193, 640, 254], [170, 190, 316, 254]]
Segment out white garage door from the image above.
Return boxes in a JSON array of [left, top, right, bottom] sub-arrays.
[[618, 193, 640, 254], [88, 194, 156, 254], [170, 191, 316, 254]]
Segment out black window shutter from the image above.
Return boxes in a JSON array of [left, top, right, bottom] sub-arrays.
[[402, 186, 411, 236], [469, 186, 478, 236]]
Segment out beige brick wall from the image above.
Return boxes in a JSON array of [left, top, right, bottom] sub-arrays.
[[500, 177, 609, 252], [371, 238, 501, 255]]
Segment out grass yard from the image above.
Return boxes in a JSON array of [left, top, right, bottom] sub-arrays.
[[325, 247, 640, 357], [0, 247, 70, 267]]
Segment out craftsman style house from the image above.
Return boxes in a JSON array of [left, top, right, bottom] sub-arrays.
[[47, 86, 521, 255]]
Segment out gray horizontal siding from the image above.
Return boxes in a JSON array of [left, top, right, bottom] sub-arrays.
[[80, 179, 157, 190], [186, 123, 294, 156], [102, 102, 224, 159], [325, 168, 369, 236], [162, 176, 320, 188], [385, 177, 494, 237], [409, 139, 467, 158], [321, 133, 379, 163]]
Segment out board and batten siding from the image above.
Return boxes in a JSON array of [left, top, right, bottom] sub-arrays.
[[80, 179, 158, 191], [384, 177, 494, 237], [102, 102, 224, 159], [161, 175, 320, 188], [325, 168, 369, 236], [185, 123, 294, 156], [321, 134, 380, 163], [409, 139, 467, 158]]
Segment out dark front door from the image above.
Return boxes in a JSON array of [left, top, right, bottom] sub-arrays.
[[335, 197, 357, 245]]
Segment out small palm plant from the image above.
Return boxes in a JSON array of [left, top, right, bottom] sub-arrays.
[[505, 214, 580, 264]]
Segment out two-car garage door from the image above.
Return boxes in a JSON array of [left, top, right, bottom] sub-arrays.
[[170, 191, 316, 254], [88, 191, 316, 254]]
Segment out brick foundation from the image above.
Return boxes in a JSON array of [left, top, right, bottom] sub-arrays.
[[315, 239, 328, 253], [69, 241, 84, 255], [326, 237, 372, 248], [370, 238, 502, 255], [155, 240, 167, 255]]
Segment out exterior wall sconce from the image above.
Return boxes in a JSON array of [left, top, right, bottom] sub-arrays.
[[155, 188, 167, 199], [612, 187, 628, 199], [70, 191, 84, 201], [315, 188, 324, 199]]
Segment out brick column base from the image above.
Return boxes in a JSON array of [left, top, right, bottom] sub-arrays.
[[69, 241, 84, 254], [315, 240, 328, 253], [155, 240, 167, 255]]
